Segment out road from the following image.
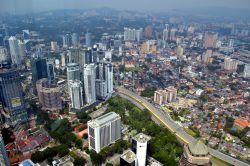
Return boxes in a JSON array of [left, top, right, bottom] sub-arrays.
[[116, 86, 250, 166]]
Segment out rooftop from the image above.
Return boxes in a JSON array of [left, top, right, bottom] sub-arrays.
[[234, 118, 250, 128], [132, 133, 151, 143], [188, 140, 209, 156], [120, 149, 137, 163], [88, 112, 120, 127]]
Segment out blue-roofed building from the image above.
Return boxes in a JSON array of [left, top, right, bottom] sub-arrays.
[[19, 159, 40, 166]]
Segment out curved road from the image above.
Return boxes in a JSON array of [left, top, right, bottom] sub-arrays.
[[116, 87, 250, 166]]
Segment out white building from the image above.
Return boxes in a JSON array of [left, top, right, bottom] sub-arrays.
[[84, 63, 96, 104], [0, 47, 9, 63], [69, 80, 83, 110], [132, 133, 151, 166], [67, 63, 81, 81], [243, 64, 250, 78], [8, 36, 23, 65], [96, 79, 107, 100], [88, 112, 121, 153]]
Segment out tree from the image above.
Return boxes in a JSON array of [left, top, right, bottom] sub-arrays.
[[75, 139, 83, 149], [57, 144, 69, 157], [73, 157, 86, 166], [90, 150, 104, 165]]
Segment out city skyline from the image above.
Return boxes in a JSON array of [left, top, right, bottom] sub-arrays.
[[1, 0, 250, 14]]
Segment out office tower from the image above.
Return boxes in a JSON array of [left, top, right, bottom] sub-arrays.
[[0, 69, 27, 125], [69, 80, 83, 110], [18, 40, 26, 58], [144, 26, 153, 39], [163, 24, 169, 41], [179, 140, 211, 166], [72, 33, 79, 47], [136, 28, 143, 42], [228, 39, 234, 48], [83, 64, 96, 104], [51, 41, 58, 51], [0, 47, 9, 63], [0, 134, 11, 166], [120, 150, 137, 166], [243, 64, 250, 78], [47, 62, 55, 84], [8, 36, 23, 65], [104, 51, 112, 61], [3, 24, 9, 37], [223, 58, 239, 71], [31, 58, 48, 85], [203, 32, 218, 49], [60, 52, 66, 67], [169, 29, 177, 41], [96, 62, 113, 96], [67, 48, 80, 64], [132, 133, 151, 166], [67, 63, 81, 82], [88, 112, 121, 153], [62, 34, 71, 48], [85, 32, 92, 47], [95, 79, 107, 100], [36, 78, 62, 111]]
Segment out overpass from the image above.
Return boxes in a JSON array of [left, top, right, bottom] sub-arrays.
[[116, 86, 250, 166]]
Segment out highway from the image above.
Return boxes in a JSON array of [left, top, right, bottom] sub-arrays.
[[116, 86, 250, 166]]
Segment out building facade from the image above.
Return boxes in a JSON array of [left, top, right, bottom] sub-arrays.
[[84, 64, 96, 104], [69, 80, 83, 110], [88, 112, 121, 153]]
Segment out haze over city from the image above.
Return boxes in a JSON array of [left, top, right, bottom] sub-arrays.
[[0, 0, 250, 166]]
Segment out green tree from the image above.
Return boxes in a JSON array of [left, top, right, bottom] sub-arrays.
[[57, 144, 69, 157]]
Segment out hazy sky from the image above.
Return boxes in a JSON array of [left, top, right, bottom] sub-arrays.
[[1, 0, 250, 14]]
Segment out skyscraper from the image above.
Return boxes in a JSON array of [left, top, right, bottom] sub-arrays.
[[47, 62, 55, 84], [67, 63, 81, 82], [88, 112, 121, 153], [0, 134, 10, 166], [203, 32, 218, 49], [83, 64, 96, 104], [72, 33, 79, 47], [95, 79, 107, 100], [0, 47, 10, 64], [243, 64, 250, 78], [31, 58, 48, 85], [62, 34, 71, 48], [132, 133, 151, 166], [85, 32, 92, 47], [36, 78, 62, 111], [163, 24, 169, 41], [69, 80, 83, 110], [0, 69, 27, 125], [8, 36, 23, 66]]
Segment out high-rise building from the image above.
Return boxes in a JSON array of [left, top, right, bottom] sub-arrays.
[[163, 26, 169, 41], [177, 46, 184, 57], [120, 150, 137, 166], [72, 33, 79, 47], [0, 69, 27, 125], [83, 64, 96, 104], [88, 112, 121, 153], [228, 39, 234, 48], [144, 26, 153, 39], [60, 52, 66, 67], [0, 47, 9, 64], [18, 40, 26, 59], [132, 133, 151, 166], [69, 80, 83, 110], [8, 36, 23, 66], [169, 29, 177, 41], [243, 64, 250, 78], [96, 62, 113, 96], [203, 32, 218, 49], [124, 28, 143, 42], [67, 63, 81, 82], [95, 79, 107, 100], [154, 87, 177, 105], [179, 140, 211, 166], [36, 78, 62, 111], [51, 41, 58, 51], [223, 58, 239, 71], [85, 32, 92, 47], [31, 58, 48, 85], [62, 34, 71, 48], [47, 62, 55, 84], [0, 134, 11, 166]]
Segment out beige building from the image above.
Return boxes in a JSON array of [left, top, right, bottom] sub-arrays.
[[203, 32, 217, 49], [36, 78, 62, 111], [223, 58, 239, 71], [179, 140, 211, 166], [51, 41, 58, 51], [154, 86, 177, 105]]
